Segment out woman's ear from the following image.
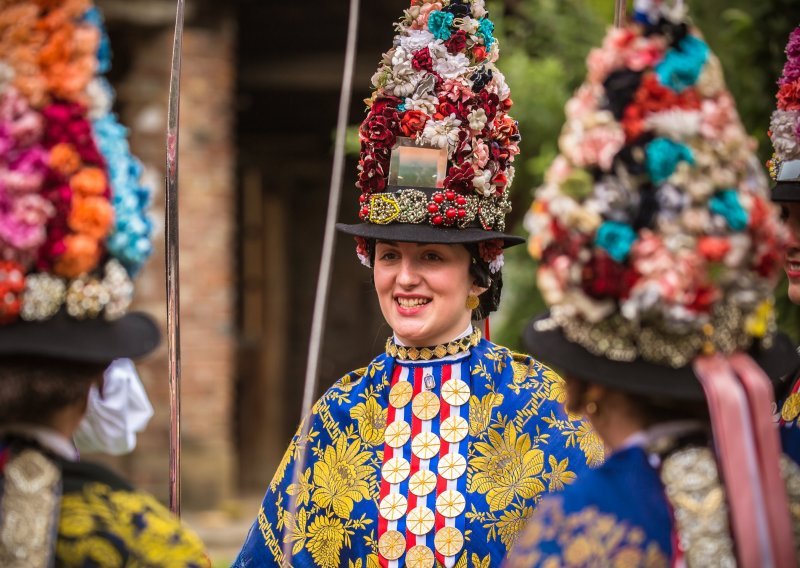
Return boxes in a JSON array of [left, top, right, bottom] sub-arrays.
[[470, 282, 489, 297]]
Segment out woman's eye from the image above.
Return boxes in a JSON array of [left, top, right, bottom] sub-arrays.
[[379, 252, 398, 261], [423, 252, 442, 261]]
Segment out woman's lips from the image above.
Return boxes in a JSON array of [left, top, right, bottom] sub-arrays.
[[395, 296, 431, 315], [786, 258, 800, 279]]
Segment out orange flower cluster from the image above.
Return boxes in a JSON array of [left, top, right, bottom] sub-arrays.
[[0, 0, 97, 108], [54, 166, 112, 278]]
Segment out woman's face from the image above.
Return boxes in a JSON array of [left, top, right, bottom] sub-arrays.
[[783, 203, 800, 304], [373, 241, 483, 346]]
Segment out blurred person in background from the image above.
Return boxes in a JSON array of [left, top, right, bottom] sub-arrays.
[[506, 2, 800, 566], [0, 0, 207, 565], [769, 24, 800, 466], [234, 1, 600, 566]]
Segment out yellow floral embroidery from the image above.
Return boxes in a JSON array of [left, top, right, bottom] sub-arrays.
[[312, 435, 373, 518], [307, 516, 346, 568], [544, 455, 577, 491], [286, 468, 313, 509], [350, 395, 387, 446], [57, 483, 208, 567], [470, 424, 545, 510], [505, 498, 668, 568], [468, 391, 504, 437]]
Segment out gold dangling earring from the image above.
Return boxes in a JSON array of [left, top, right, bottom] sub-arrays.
[[466, 294, 480, 310]]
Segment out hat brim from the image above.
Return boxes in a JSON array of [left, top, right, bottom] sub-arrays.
[[336, 222, 525, 248], [772, 181, 800, 202], [523, 312, 800, 401], [0, 311, 161, 364]]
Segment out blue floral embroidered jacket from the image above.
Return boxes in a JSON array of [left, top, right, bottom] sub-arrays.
[[234, 339, 600, 567]]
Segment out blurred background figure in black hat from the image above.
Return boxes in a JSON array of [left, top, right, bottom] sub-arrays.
[[234, 1, 600, 566], [0, 1, 207, 565], [506, 1, 800, 566], [768, 22, 800, 474]]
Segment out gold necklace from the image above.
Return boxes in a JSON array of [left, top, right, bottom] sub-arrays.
[[385, 328, 481, 361]]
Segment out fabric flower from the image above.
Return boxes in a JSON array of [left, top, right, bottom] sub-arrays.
[[655, 35, 709, 93], [709, 189, 748, 232], [769, 110, 800, 161], [595, 221, 637, 263], [421, 115, 461, 153], [354, 237, 370, 268], [645, 137, 694, 184], [477, 18, 495, 48], [427, 10, 454, 41]]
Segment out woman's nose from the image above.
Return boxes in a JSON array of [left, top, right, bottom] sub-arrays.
[[397, 257, 420, 287]]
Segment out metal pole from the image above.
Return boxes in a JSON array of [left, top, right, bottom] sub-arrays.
[[614, 0, 626, 27], [165, 0, 185, 517], [281, 0, 361, 562]]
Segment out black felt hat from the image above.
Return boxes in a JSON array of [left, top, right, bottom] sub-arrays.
[[523, 312, 800, 402], [340, 1, 524, 252], [0, 311, 160, 364]]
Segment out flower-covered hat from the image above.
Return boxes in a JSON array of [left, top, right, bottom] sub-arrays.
[[0, 1, 158, 363], [768, 25, 800, 203], [523, 2, 798, 399], [336, 0, 525, 254]]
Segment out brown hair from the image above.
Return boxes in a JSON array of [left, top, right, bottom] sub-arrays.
[[0, 357, 105, 425]]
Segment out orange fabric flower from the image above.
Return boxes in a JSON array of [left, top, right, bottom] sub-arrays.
[[50, 142, 81, 176], [54, 233, 100, 278], [68, 196, 114, 240], [70, 167, 107, 196], [697, 236, 730, 262], [400, 110, 428, 137]]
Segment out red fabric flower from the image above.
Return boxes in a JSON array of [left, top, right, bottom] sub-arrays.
[[443, 162, 474, 194], [621, 74, 701, 140], [371, 96, 402, 114], [697, 236, 730, 262], [581, 251, 640, 300], [360, 107, 400, 148], [412, 47, 434, 71], [478, 91, 499, 122], [0, 261, 25, 324], [445, 30, 467, 54], [687, 284, 718, 313], [435, 100, 458, 120], [400, 110, 428, 137], [472, 45, 487, 62], [777, 81, 800, 111]]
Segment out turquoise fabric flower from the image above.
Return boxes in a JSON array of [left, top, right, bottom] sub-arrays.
[[595, 221, 637, 263], [82, 7, 112, 74], [93, 114, 154, 275], [655, 35, 709, 93], [428, 11, 454, 40], [646, 138, 694, 184], [397, 103, 406, 112], [477, 18, 495, 48], [709, 189, 748, 231]]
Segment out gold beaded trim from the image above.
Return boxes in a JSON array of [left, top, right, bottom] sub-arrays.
[[537, 302, 776, 369], [385, 328, 481, 361]]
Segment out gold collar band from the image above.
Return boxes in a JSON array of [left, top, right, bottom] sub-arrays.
[[385, 328, 481, 361]]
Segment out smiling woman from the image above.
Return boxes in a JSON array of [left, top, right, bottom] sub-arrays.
[[233, 1, 599, 566]]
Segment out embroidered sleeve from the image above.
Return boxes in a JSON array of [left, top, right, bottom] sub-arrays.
[[57, 483, 209, 567], [504, 497, 668, 568]]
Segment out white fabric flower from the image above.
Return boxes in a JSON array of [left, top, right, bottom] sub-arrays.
[[770, 110, 800, 161], [486, 70, 511, 101], [405, 94, 438, 116], [399, 30, 435, 53], [488, 252, 504, 274], [472, 169, 493, 196], [87, 78, 113, 119], [468, 108, 488, 131], [421, 115, 462, 153], [472, 0, 488, 18], [385, 61, 421, 97], [645, 110, 701, 140], [433, 50, 470, 80]]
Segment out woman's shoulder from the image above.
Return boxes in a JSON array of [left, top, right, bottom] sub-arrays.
[[476, 339, 566, 395], [58, 460, 209, 567]]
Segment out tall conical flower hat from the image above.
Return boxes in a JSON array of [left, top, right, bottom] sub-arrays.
[[768, 25, 800, 202], [336, 0, 524, 257], [522, 1, 797, 398], [0, 1, 158, 363]]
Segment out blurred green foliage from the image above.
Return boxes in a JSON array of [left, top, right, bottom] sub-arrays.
[[493, 0, 800, 348]]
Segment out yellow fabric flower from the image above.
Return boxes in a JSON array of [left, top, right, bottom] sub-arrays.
[[312, 436, 373, 518], [306, 515, 346, 568], [470, 425, 545, 510], [350, 396, 387, 446]]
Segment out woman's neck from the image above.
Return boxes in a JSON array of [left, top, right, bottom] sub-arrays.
[[393, 322, 473, 347]]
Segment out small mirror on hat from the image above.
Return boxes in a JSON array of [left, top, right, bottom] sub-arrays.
[[776, 159, 800, 182], [388, 138, 447, 189]]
